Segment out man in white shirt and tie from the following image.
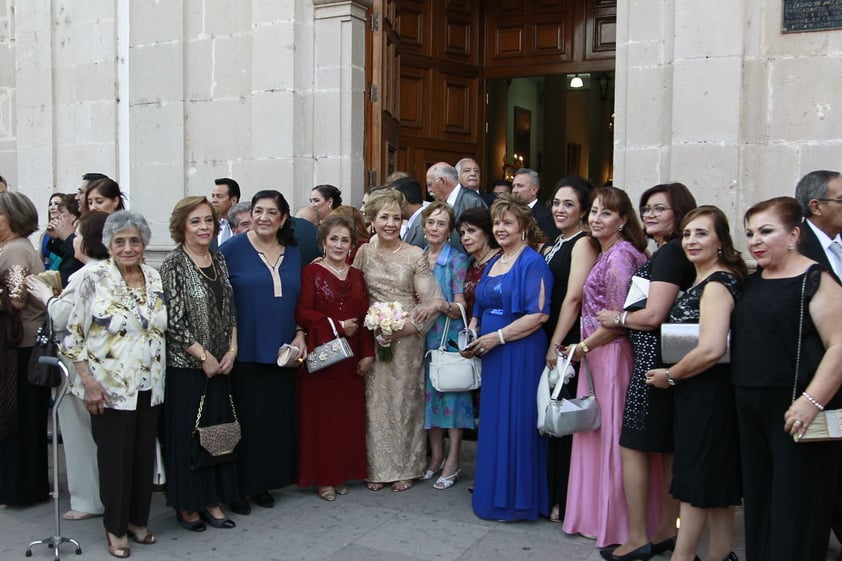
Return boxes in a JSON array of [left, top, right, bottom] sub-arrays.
[[211, 177, 240, 246]]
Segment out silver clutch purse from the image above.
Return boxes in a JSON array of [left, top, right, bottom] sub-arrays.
[[661, 323, 730, 364], [276, 344, 301, 368], [305, 318, 354, 373]]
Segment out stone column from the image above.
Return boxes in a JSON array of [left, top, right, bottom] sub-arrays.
[[311, 0, 371, 203]]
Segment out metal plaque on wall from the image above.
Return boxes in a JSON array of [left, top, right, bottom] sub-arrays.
[[782, 0, 842, 33]]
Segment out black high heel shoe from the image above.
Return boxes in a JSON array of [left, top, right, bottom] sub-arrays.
[[176, 510, 206, 532], [599, 542, 653, 561], [200, 509, 236, 529], [651, 536, 676, 555]]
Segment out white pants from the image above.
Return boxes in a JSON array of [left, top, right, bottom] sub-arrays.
[[57, 393, 104, 514]]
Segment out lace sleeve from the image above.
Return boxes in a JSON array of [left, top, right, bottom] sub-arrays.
[[410, 251, 444, 334]]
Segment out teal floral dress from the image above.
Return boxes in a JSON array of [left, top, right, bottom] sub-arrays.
[[424, 243, 475, 429]]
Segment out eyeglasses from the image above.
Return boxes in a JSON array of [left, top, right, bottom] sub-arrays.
[[816, 198, 842, 204], [639, 205, 672, 216]]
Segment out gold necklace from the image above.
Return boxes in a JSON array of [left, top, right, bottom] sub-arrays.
[[184, 246, 218, 282]]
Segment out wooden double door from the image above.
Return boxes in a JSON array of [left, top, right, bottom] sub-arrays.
[[365, 0, 616, 192]]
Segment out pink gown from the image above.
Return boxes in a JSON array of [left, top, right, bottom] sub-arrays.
[[562, 240, 650, 547]]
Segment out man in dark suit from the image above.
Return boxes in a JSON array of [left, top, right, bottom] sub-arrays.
[[426, 162, 486, 250], [392, 176, 427, 249], [795, 169, 842, 556], [456, 157, 496, 205], [795, 170, 842, 277], [512, 167, 559, 240]]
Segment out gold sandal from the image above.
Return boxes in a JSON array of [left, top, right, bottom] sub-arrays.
[[391, 480, 413, 492], [318, 486, 336, 501]]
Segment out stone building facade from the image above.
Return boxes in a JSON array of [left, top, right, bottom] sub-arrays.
[[0, 0, 840, 253]]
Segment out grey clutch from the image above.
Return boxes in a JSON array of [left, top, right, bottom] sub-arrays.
[[660, 323, 730, 364]]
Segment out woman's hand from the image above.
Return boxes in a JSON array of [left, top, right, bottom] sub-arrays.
[[546, 343, 562, 369], [341, 318, 359, 337], [562, 343, 586, 362], [24, 275, 54, 306], [201, 354, 222, 378], [50, 214, 75, 241], [292, 330, 308, 364], [218, 351, 236, 375], [645, 368, 671, 389], [356, 356, 374, 376], [411, 302, 441, 326], [463, 332, 500, 359], [595, 309, 620, 329], [785, 396, 821, 440], [82, 377, 109, 415]]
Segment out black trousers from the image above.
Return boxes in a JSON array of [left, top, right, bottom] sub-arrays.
[[735, 387, 841, 561], [90, 390, 161, 536]]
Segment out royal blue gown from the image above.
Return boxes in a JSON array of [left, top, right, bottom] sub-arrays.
[[471, 248, 553, 521]]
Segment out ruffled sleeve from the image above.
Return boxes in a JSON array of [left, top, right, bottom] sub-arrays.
[[506, 248, 553, 316]]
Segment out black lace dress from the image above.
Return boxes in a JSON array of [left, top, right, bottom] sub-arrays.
[[668, 271, 741, 507], [620, 238, 695, 451]]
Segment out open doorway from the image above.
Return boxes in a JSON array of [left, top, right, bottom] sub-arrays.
[[485, 73, 615, 200]]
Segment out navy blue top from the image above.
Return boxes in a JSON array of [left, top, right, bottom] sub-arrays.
[[221, 233, 302, 364]]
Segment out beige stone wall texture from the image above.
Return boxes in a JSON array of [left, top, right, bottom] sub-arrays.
[[615, 0, 842, 249], [3, 0, 369, 253]]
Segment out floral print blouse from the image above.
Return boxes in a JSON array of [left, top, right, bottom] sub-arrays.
[[61, 259, 167, 410]]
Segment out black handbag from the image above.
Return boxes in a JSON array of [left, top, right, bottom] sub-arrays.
[[27, 317, 62, 387], [190, 382, 241, 470]]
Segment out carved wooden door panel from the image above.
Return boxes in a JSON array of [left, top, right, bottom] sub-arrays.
[[365, 0, 401, 189]]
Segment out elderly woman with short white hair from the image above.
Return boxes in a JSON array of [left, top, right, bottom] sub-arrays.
[[62, 210, 167, 559]]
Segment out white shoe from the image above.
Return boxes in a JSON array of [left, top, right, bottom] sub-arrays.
[[418, 462, 443, 481], [433, 469, 461, 490]]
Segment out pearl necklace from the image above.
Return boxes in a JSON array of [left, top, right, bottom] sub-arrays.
[[501, 244, 527, 264], [323, 260, 347, 276]]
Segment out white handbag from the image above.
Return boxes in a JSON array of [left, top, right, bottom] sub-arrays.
[[427, 303, 481, 392], [539, 344, 601, 437]]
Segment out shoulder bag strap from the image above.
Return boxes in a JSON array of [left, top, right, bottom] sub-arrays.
[[790, 273, 808, 403]]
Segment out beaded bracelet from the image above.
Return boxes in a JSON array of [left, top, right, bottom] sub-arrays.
[[802, 391, 825, 411]]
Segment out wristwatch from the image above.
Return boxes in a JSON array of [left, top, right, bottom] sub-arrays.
[[613, 313, 621, 325], [199, 350, 208, 362], [664, 369, 676, 386], [580, 341, 590, 354]]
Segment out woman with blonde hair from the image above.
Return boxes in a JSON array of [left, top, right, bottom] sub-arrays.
[[353, 189, 445, 492], [463, 194, 554, 520]]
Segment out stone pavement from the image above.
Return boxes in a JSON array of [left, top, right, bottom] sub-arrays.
[[2, 439, 838, 561]]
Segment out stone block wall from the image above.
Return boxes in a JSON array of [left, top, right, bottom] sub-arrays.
[[3, 0, 369, 254], [615, 0, 842, 246]]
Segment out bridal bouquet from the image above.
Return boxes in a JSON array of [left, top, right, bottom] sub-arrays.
[[364, 301, 409, 362]]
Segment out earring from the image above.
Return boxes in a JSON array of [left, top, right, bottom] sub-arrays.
[[788, 244, 795, 252], [521, 231, 526, 241], [618, 225, 624, 232], [717, 248, 723, 257], [323, 247, 327, 258]]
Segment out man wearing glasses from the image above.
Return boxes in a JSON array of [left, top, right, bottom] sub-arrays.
[[795, 169, 842, 278]]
